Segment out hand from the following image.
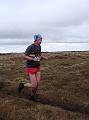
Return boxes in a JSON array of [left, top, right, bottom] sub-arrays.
[[33, 57, 41, 61], [44, 57, 48, 60], [42, 56, 48, 60]]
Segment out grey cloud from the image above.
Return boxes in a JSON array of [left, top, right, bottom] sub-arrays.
[[0, 0, 89, 43]]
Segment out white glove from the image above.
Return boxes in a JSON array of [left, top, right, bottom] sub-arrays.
[[33, 57, 41, 61]]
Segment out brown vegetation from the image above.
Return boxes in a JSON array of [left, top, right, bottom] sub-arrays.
[[0, 52, 89, 120]]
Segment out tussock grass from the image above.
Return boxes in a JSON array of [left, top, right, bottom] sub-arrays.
[[0, 52, 89, 120]]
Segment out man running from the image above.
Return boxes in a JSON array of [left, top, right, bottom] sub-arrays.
[[18, 34, 47, 101]]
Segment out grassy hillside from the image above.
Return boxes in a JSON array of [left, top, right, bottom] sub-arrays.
[[0, 52, 89, 120]]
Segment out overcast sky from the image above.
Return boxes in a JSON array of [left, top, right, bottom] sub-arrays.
[[0, 0, 89, 44]]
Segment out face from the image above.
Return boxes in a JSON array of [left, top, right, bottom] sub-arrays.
[[37, 39, 42, 45]]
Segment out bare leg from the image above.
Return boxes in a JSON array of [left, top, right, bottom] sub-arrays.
[[33, 72, 41, 95], [18, 73, 37, 94], [28, 73, 38, 96], [24, 83, 32, 88], [36, 72, 41, 83]]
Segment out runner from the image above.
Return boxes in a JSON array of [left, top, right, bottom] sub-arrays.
[[18, 34, 48, 101]]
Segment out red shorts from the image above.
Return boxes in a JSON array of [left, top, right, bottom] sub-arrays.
[[25, 67, 40, 74]]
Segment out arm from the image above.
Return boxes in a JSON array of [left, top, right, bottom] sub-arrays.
[[24, 45, 34, 61], [41, 55, 48, 60], [24, 55, 34, 61], [24, 54, 40, 61]]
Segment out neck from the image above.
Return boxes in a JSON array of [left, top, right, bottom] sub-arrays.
[[34, 42, 39, 46]]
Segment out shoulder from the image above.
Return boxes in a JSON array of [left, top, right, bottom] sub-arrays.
[[26, 44, 34, 50], [25, 44, 34, 54]]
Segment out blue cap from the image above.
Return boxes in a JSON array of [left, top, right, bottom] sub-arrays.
[[34, 34, 42, 41]]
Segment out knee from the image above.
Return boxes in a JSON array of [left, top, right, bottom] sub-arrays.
[[37, 78, 41, 83], [32, 81, 38, 88]]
